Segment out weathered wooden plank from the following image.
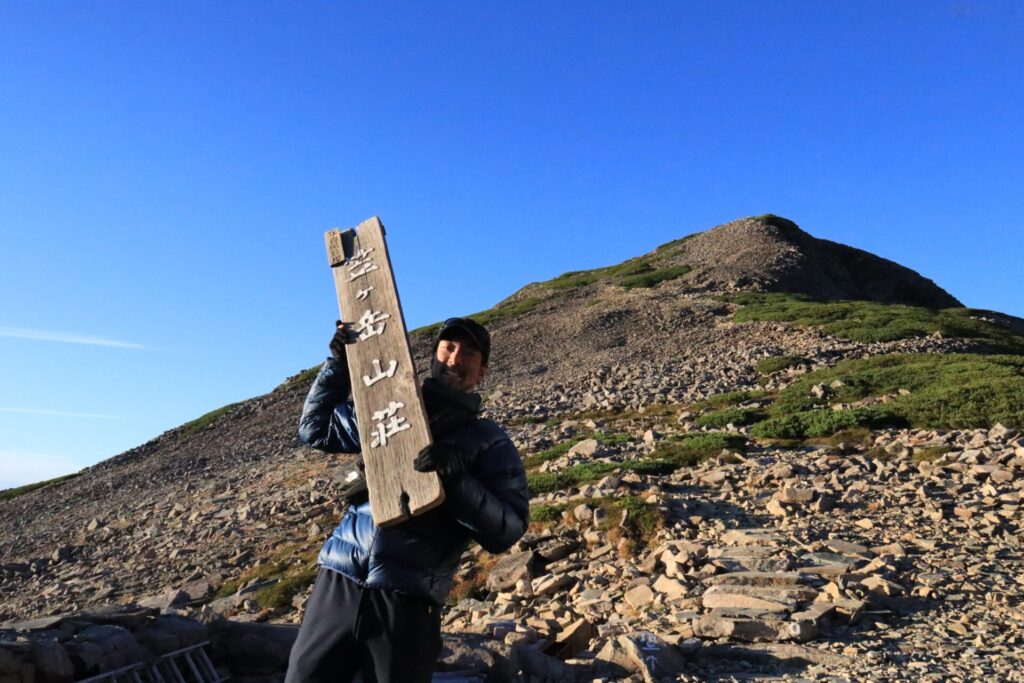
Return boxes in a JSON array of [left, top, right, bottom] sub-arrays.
[[324, 217, 442, 527]]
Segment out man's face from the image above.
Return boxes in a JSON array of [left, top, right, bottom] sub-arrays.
[[432, 336, 487, 392]]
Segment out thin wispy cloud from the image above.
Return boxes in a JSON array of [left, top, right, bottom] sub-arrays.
[[0, 326, 149, 349], [0, 407, 122, 419]]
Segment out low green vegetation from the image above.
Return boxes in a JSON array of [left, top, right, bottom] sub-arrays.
[[180, 402, 242, 438], [280, 365, 321, 391], [527, 432, 746, 494], [654, 231, 702, 253], [508, 415, 562, 426], [541, 254, 692, 292], [620, 265, 692, 289], [569, 402, 681, 423], [521, 431, 632, 468], [412, 297, 542, 338], [251, 569, 318, 609], [725, 292, 1024, 353], [694, 407, 765, 428], [751, 407, 894, 440], [529, 496, 663, 553], [913, 445, 952, 463], [750, 353, 1024, 439], [699, 389, 769, 408], [527, 462, 619, 494], [530, 501, 572, 524], [756, 355, 811, 375], [668, 432, 748, 453], [605, 496, 663, 553], [0, 473, 81, 503], [545, 270, 601, 290], [213, 545, 320, 610], [805, 428, 873, 448]]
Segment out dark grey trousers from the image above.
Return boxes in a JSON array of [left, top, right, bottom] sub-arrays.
[[285, 568, 443, 683]]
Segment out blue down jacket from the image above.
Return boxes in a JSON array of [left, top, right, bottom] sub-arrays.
[[298, 357, 530, 605]]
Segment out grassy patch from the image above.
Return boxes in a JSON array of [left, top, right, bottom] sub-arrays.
[[530, 502, 571, 524], [545, 271, 601, 290], [508, 415, 562, 427], [521, 431, 632, 469], [751, 353, 1024, 438], [620, 265, 692, 289], [213, 544, 320, 609], [804, 428, 874, 448], [726, 293, 1024, 353], [412, 297, 542, 338], [654, 231, 702, 253], [756, 355, 811, 375], [671, 432, 748, 453], [569, 403, 681, 423], [252, 568, 318, 609], [751, 407, 896, 439], [694, 407, 765, 428], [699, 389, 769, 409], [522, 435, 590, 469], [538, 254, 692, 293], [913, 445, 952, 462], [527, 433, 746, 494], [280, 365, 321, 391], [530, 496, 663, 554], [610, 497, 663, 553], [0, 473, 81, 503], [528, 463, 621, 495], [180, 402, 242, 438]]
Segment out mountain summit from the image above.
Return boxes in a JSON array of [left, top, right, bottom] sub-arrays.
[[673, 215, 960, 307]]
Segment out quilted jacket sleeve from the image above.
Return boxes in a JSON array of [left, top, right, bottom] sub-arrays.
[[441, 423, 530, 553], [298, 358, 361, 454]]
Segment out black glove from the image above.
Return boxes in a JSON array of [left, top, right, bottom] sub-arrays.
[[413, 442, 474, 478], [337, 461, 368, 504], [329, 321, 359, 360]]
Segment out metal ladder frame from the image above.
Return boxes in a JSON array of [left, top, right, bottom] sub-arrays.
[[77, 641, 226, 683]]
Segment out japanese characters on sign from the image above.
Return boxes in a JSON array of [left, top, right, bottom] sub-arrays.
[[326, 217, 442, 526], [346, 243, 410, 450]]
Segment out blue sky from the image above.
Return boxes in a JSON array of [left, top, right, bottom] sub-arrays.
[[2, 1, 1022, 488]]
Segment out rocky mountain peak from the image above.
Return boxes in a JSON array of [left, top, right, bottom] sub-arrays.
[[665, 215, 961, 308]]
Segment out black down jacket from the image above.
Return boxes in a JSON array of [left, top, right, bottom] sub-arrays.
[[298, 357, 530, 605]]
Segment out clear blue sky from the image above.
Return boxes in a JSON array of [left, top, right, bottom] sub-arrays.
[[2, 1, 1022, 488]]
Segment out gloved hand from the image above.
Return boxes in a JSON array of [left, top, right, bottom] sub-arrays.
[[338, 461, 368, 504], [413, 442, 474, 478], [329, 320, 359, 361]]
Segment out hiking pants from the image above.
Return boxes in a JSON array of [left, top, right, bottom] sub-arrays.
[[284, 568, 443, 683]]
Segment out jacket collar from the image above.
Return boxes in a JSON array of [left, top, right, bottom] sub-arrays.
[[421, 377, 482, 416]]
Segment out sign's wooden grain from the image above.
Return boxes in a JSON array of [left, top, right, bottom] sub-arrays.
[[324, 217, 442, 527]]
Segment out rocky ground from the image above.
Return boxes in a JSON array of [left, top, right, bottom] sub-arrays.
[[4, 314, 1021, 680], [1, 217, 1020, 680]]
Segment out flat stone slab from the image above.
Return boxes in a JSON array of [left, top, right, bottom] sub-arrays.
[[693, 616, 817, 643], [701, 588, 794, 612], [708, 546, 791, 572], [709, 607, 789, 620], [704, 571, 814, 587], [2, 615, 67, 631], [719, 529, 782, 547], [825, 539, 872, 557], [704, 584, 817, 603]]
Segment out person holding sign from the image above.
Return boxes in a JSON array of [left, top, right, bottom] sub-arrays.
[[286, 317, 529, 683]]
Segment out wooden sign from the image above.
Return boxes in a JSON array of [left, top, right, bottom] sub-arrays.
[[324, 217, 443, 527]]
